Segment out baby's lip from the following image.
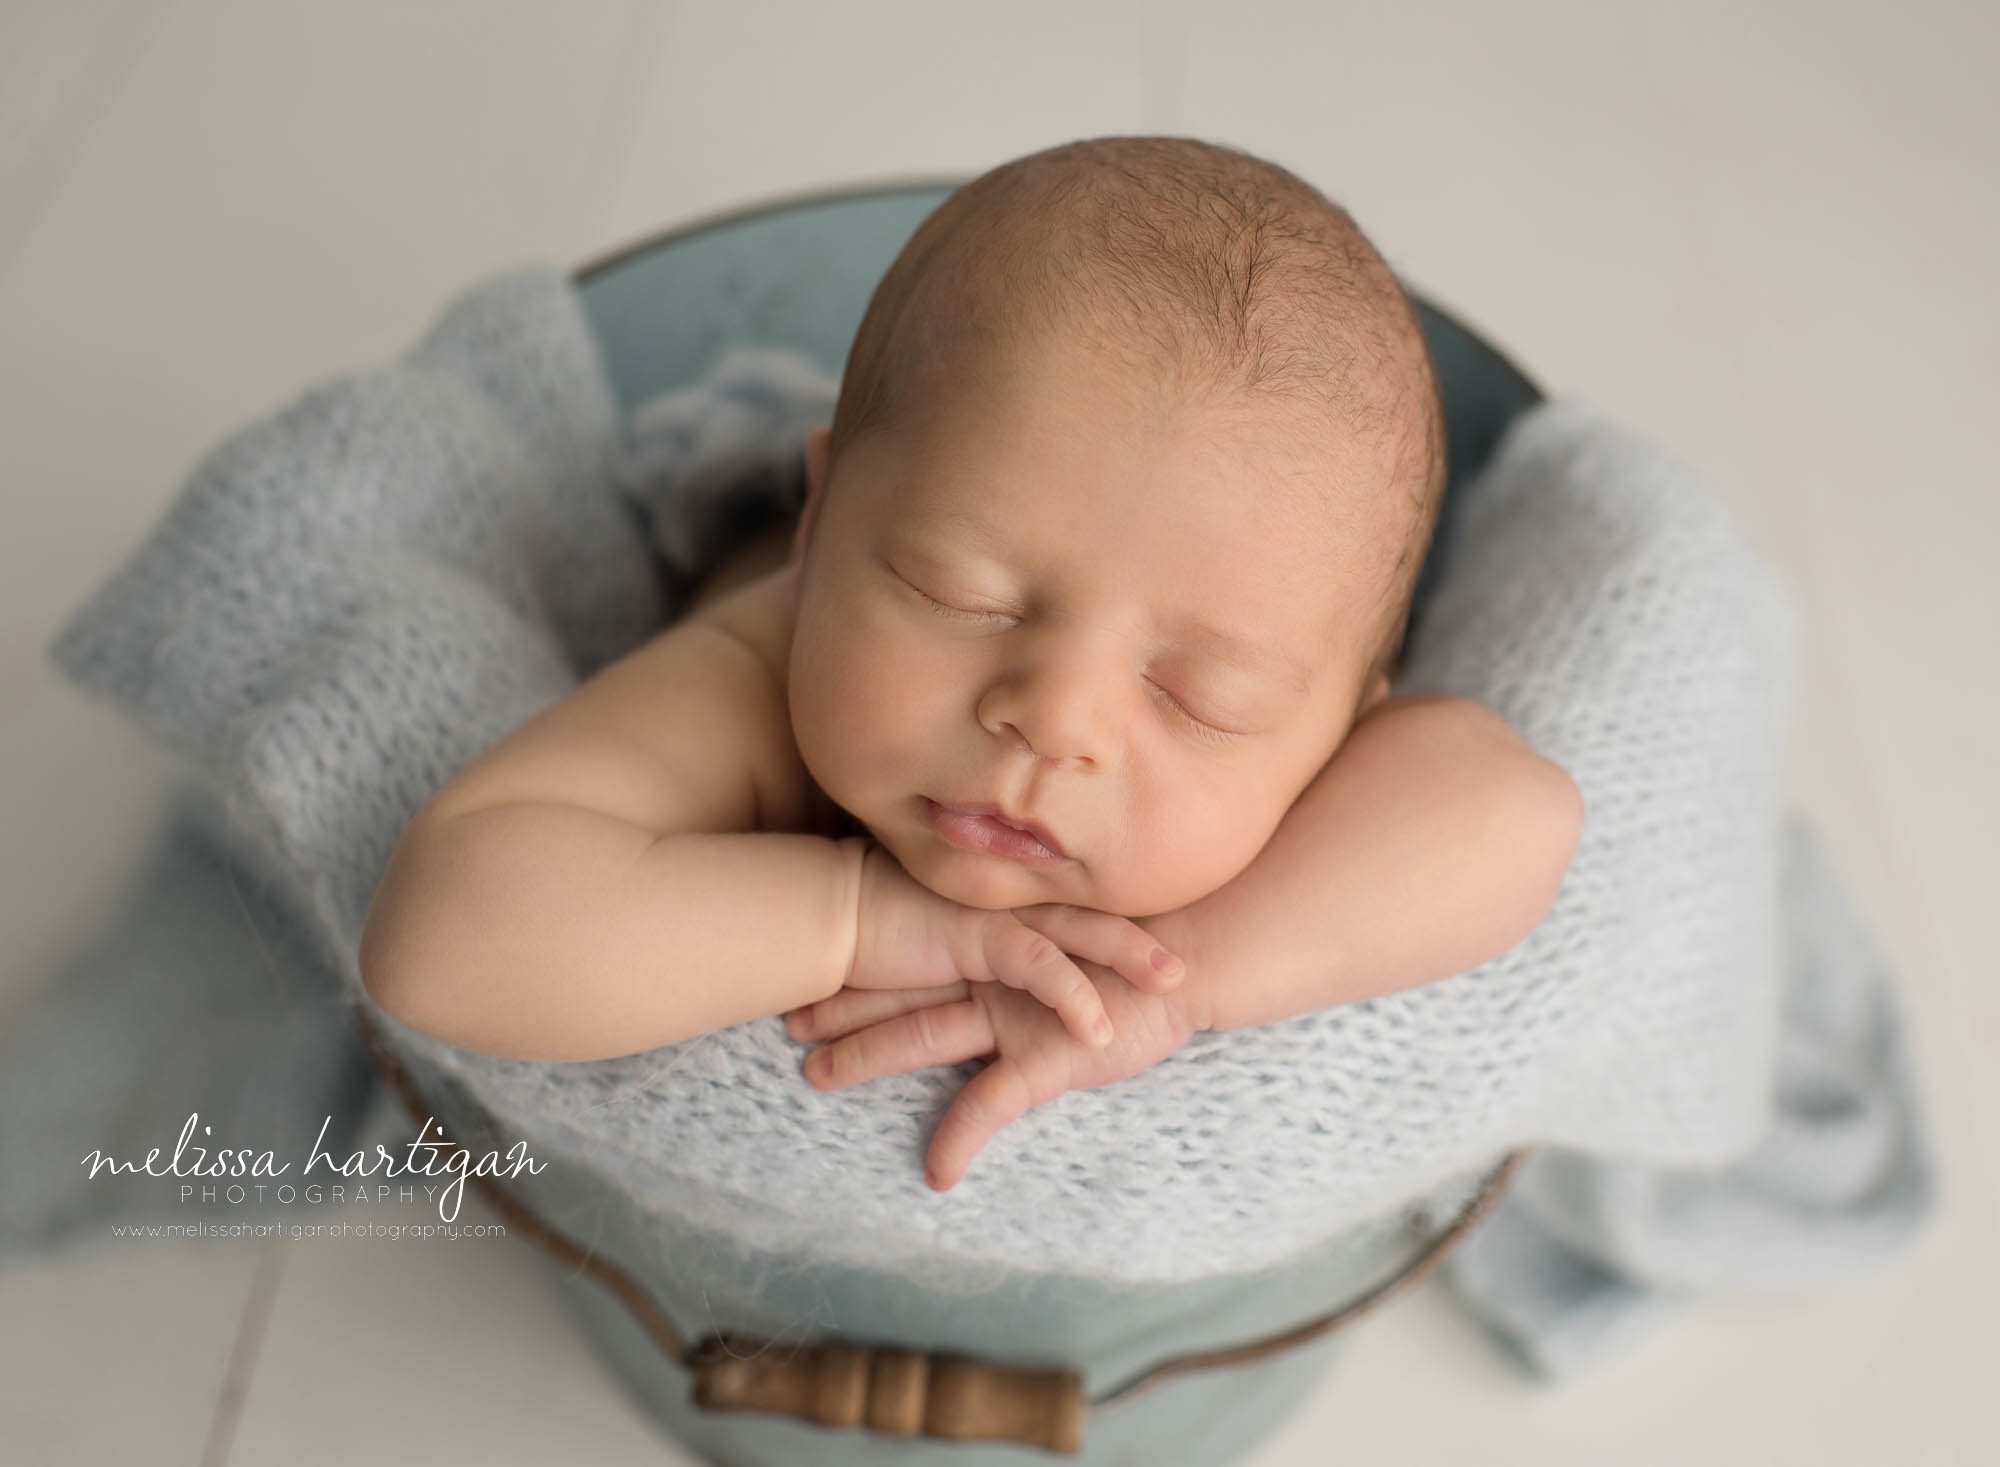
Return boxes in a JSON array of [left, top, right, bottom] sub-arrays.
[[924, 797, 1068, 859]]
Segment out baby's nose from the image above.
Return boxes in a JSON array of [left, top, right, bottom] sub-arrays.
[[998, 721, 1091, 771], [992, 669, 1123, 769]]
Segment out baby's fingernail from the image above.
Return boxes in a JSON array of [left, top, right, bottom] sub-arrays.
[[1151, 947, 1183, 977], [1092, 1016, 1114, 1045]]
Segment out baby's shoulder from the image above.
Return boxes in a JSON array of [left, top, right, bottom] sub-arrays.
[[680, 573, 826, 834], [686, 570, 790, 685], [681, 562, 864, 842]]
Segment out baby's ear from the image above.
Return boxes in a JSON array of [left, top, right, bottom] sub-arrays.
[[1359, 668, 1393, 716], [791, 427, 832, 566], [803, 425, 830, 497]]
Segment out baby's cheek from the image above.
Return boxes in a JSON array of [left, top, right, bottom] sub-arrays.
[[790, 616, 933, 802], [1099, 780, 1276, 916]]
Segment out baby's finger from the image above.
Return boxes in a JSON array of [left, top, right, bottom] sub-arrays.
[[981, 918, 1114, 1047], [1012, 904, 1185, 994], [787, 983, 971, 1044], [925, 1057, 1036, 1191], [801, 999, 991, 1091]]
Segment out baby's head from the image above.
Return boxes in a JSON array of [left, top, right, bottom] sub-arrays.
[[783, 136, 1446, 918]]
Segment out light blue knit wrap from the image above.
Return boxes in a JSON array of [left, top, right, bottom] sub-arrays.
[[43, 263, 1937, 1378]]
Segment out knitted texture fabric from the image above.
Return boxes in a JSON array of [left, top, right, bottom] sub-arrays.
[[44, 263, 1936, 1336]]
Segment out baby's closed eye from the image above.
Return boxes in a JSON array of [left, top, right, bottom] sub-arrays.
[[890, 562, 1258, 743]]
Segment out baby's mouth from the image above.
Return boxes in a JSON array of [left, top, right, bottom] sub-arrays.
[[918, 797, 1070, 865]]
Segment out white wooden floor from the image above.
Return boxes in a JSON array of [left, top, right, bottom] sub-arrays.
[[2, 2, 1994, 1463]]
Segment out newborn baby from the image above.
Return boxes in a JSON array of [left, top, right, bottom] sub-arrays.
[[360, 136, 1585, 1190]]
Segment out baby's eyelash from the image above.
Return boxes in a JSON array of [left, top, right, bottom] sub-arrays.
[[1149, 681, 1241, 744], [911, 584, 1001, 624], [904, 575, 1241, 745]]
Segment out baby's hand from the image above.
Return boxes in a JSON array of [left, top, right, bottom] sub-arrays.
[[787, 949, 1203, 1191], [846, 842, 1186, 1050]]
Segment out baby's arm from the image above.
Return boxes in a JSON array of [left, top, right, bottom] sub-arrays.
[[1169, 694, 1585, 1034], [359, 620, 867, 1062]]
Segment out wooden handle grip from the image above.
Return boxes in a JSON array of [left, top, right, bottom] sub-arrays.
[[689, 1333, 1085, 1454]]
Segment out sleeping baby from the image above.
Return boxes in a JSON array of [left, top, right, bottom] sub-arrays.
[[359, 136, 1586, 1191]]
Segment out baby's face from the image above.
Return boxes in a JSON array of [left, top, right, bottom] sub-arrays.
[[785, 332, 1398, 918]]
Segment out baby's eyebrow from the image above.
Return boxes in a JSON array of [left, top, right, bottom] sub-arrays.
[[1173, 617, 1310, 690], [904, 505, 1312, 691]]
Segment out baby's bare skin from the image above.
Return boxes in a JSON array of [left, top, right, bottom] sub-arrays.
[[363, 432, 1582, 1075], [676, 519, 858, 841], [363, 332, 1586, 1113]]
